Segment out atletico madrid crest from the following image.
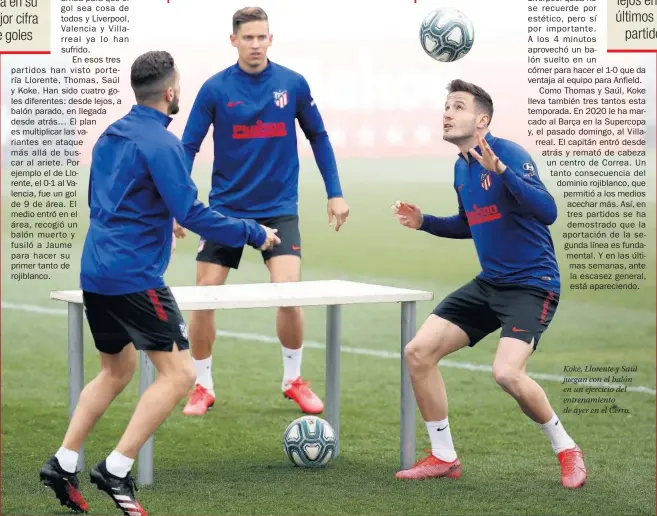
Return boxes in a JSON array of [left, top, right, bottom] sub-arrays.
[[480, 172, 492, 191], [273, 90, 288, 108]]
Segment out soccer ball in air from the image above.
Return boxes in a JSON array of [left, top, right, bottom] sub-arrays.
[[283, 416, 336, 468], [419, 8, 475, 62]]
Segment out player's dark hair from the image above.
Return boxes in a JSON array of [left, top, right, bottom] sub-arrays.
[[233, 6, 268, 34], [446, 79, 494, 125], [130, 50, 177, 104]]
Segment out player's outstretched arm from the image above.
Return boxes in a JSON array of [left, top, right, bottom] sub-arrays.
[[392, 199, 471, 239], [295, 76, 349, 230], [181, 81, 215, 174], [469, 133, 557, 225], [149, 139, 269, 250]]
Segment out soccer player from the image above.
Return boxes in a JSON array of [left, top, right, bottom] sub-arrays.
[[39, 51, 279, 515], [179, 6, 350, 417], [392, 80, 586, 488]]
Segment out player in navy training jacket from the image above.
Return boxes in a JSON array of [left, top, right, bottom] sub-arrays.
[[178, 7, 350, 417], [39, 51, 279, 516], [392, 80, 586, 488]]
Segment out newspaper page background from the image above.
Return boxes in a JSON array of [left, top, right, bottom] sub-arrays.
[[0, 0, 655, 514]]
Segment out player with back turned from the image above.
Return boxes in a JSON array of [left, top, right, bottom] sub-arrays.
[[392, 79, 587, 488], [39, 50, 279, 516], [178, 6, 350, 417]]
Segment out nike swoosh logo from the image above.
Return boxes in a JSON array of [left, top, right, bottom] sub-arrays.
[[512, 327, 528, 332], [436, 425, 448, 431]]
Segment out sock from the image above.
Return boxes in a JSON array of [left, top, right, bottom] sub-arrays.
[[105, 450, 135, 478], [282, 346, 302, 388], [55, 447, 79, 474], [193, 356, 214, 397], [426, 418, 458, 462], [539, 412, 576, 453]]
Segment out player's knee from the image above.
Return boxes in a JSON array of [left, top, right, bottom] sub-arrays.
[[492, 363, 522, 393], [171, 359, 196, 397], [155, 350, 196, 394], [101, 366, 135, 392], [100, 350, 137, 391], [196, 275, 224, 287], [404, 339, 436, 372]]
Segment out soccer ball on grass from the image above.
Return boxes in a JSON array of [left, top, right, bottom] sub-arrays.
[[419, 7, 475, 62], [283, 416, 336, 468]]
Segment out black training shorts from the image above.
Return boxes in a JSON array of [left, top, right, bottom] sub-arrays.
[[83, 287, 189, 355], [196, 214, 301, 269], [433, 277, 559, 350]]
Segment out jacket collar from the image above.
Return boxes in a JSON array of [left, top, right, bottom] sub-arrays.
[[129, 104, 173, 128], [234, 59, 273, 79], [458, 131, 497, 164]]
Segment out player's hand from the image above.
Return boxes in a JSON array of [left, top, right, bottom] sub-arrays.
[[468, 133, 506, 175], [392, 200, 423, 229], [327, 197, 350, 232], [259, 225, 280, 251], [173, 219, 186, 238]]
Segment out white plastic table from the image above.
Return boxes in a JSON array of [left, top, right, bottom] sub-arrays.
[[49, 280, 433, 485]]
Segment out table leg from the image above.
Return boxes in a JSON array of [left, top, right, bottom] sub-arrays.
[[325, 304, 341, 456], [68, 303, 85, 472], [400, 301, 416, 470], [137, 351, 155, 486]]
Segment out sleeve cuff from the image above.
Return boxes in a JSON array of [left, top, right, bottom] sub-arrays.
[[248, 221, 267, 249], [327, 189, 343, 199]]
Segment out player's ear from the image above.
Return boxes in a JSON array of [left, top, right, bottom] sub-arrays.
[[476, 113, 489, 129], [230, 34, 237, 47]]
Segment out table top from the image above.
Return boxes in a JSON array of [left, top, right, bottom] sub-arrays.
[[50, 280, 433, 310]]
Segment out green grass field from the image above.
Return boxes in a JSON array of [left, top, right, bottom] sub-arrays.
[[2, 157, 656, 515]]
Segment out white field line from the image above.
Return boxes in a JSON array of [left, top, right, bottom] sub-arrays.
[[2, 301, 655, 396]]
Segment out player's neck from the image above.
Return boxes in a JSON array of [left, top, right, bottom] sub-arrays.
[[237, 57, 268, 75], [456, 137, 477, 158], [457, 131, 487, 157]]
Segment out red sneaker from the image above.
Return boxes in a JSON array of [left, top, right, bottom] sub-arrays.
[[558, 446, 586, 488], [182, 384, 215, 416], [395, 451, 461, 480], [283, 377, 324, 414]]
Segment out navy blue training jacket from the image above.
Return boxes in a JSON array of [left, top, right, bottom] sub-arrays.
[[181, 60, 342, 218], [420, 132, 560, 294], [80, 104, 266, 295]]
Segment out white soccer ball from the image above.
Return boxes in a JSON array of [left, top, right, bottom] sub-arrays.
[[419, 8, 475, 63], [283, 416, 337, 468]]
